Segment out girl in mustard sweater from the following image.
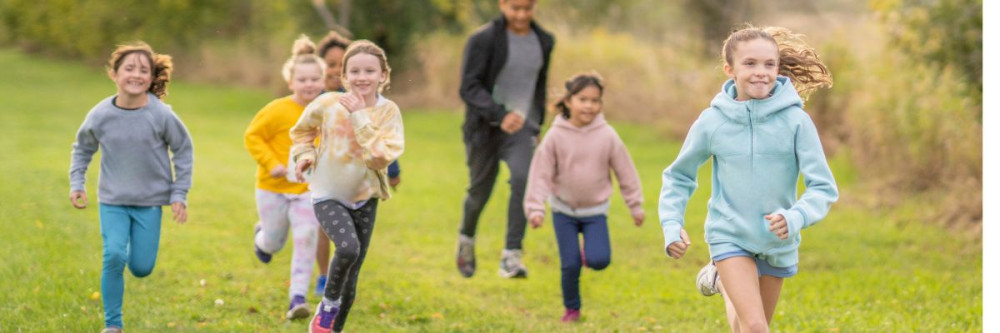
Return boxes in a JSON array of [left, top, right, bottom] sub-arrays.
[[243, 35, 325, 320]]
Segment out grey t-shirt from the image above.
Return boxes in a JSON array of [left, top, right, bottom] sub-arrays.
[[492, 29, 543, 131], [69, 93, 194, 206]]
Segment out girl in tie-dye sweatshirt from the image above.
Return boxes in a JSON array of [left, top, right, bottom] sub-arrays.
[[289, 40, 403, 333]]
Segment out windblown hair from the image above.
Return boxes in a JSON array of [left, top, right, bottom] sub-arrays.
[[554, 71, 604, 119], [281, 34, 327, 82], [722, 25, 833, 100], [107, 41, 172, 99], [342, 40, 392, 93]]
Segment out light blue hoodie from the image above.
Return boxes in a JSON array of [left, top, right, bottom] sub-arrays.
[[658, 76, 838, 267]]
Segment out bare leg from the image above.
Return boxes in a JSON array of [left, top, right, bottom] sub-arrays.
[[716, 257, 769, 333], [758, 275, 784, 323], [718, 279, 741, 333]]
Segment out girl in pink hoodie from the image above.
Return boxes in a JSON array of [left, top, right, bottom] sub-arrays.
[[524, 72, 645, 323]]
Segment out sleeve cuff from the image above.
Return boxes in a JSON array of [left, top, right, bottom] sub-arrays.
[[170, 193, 187, 206], [774, 208, 805, 236], [660, 220, 682, 250]]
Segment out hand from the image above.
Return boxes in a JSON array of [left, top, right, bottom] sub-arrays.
[[766, 214, 789, 240], [339, 89, 368, 113], [632, 211, 645, 227], [269, 165, 288, 178], [666, 229, 691, 259], [389, 176, 401, 190], [171, 202, 187, 224], [295, 158, 314, 183], [529, 215, 544, 229], [500, 112, 525, 134], [70, 190, 88, 209]]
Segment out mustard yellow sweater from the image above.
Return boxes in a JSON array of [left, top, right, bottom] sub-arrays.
[[244, 96, 310, 194]]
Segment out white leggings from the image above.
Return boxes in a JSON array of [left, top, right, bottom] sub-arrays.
[[254, 189, 320, 298]]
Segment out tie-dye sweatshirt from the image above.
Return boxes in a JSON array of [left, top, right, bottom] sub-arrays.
[[289, 92, 404, 203]]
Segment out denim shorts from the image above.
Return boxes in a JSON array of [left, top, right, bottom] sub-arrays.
[[712, 249, 798, 278]]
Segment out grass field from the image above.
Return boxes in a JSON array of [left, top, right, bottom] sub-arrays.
[[0, 49, 982, 332]]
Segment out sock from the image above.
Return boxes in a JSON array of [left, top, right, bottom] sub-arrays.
[[322, 297, 342, 308]]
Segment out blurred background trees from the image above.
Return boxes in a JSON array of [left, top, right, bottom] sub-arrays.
[[0, 0, 981, 225]]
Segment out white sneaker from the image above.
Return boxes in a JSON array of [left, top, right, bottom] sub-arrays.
[[499, 249, 528, 278], [696, 262, 720, 296]]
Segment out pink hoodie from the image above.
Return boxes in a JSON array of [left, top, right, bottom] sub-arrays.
[[524, 113, 644, 221]]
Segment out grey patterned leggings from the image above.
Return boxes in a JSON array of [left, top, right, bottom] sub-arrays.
[[313, 199, 378, 332]]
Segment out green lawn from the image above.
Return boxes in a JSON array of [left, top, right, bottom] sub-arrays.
[[0, 49, 981, 332]]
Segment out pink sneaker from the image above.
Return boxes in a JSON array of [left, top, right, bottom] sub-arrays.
[[561, 308, 581, 322], [309, 302, 339, 333]]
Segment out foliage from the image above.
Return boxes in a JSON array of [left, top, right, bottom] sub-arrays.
[[870, 0, 982, 99]]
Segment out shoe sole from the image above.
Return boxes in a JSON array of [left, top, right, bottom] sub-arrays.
[[498, 268, 527, 279], [287, 304, 311, 320], [696, 263, 719, 296]]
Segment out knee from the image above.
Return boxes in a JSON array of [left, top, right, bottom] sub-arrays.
[[103, 249, 127, 270], [129, 264, 155, 278], [334, 244, 360, 262], [742, 318, 769, 333], [586, 256, 611, 270], [561, 259, 582, 273], [509, 172, 528, 189]]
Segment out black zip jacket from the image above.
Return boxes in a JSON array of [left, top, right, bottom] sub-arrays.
[[459, 16, 555, 136]]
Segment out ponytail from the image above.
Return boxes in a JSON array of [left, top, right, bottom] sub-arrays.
[[281, 34, 326, 82]]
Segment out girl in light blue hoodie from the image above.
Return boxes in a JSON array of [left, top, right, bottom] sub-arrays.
[[659, 26, 838, 332]]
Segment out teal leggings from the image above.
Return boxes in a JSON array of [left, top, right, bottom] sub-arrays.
[[99, 204, 162, 329]]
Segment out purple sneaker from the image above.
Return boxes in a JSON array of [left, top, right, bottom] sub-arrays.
[[310, 301, 339, 333], [286, 295, 310, 320], [253, 224, 272, 264]]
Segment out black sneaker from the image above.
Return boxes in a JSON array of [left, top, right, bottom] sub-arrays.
[[456, 235, 476, 278]]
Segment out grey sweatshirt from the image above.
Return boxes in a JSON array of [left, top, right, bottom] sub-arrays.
[[69, 93, 194, 206]]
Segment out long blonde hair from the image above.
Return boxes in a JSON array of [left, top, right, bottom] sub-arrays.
[[281, 34, 327, 82], [721, 25, 833, 100], [107, 41, 173, 99]]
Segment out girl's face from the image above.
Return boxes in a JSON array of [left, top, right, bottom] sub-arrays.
[[288, 63, 324, 104], [344, 53, 386, 99], [323, 47, 346, 91], [112, 52, 152, 97], [566, 85, 602, 127], [724, 38, 779, 101]]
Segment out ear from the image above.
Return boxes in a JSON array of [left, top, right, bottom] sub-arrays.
[[722, 63, 734, 79], [107, 69, 116, 81]]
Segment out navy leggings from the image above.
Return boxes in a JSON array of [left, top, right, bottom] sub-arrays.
[[552, 212, 611, 310]]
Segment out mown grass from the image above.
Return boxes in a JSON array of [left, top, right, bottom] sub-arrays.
[[0, 49, 981, 332]]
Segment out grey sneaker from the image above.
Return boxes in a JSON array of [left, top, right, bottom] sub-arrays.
[[696, 262, 720, 296], [456, 235, 476, 278], [101, 327, 123, 333], [499, 249, 528, 278]]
